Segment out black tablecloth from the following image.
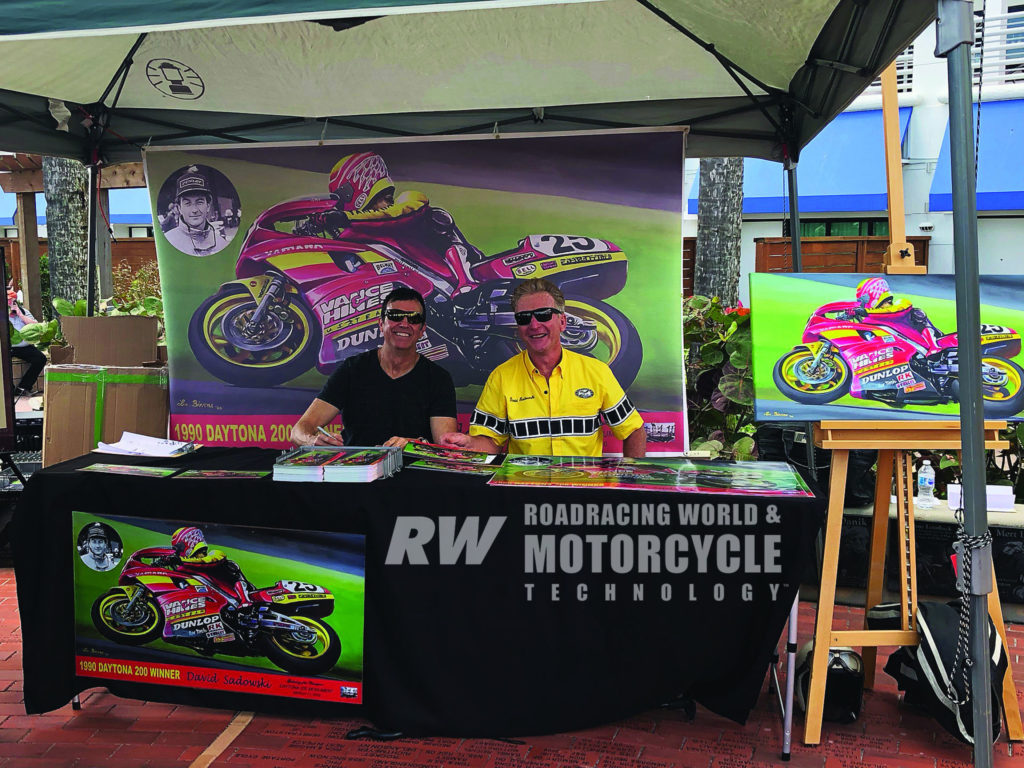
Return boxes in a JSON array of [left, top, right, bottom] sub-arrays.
[[13, 448, 823, 736]]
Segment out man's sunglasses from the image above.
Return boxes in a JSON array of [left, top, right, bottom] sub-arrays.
[[383, 309, 425, 324], [514, 307, 563, 325]]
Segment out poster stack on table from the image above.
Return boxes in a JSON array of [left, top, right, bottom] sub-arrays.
[[488, 455, 813, 496], [401, 441, 499, 476], [273, 447, 401, 483]]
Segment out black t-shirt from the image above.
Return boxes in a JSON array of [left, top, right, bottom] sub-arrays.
[[317, 349, 457, 446]]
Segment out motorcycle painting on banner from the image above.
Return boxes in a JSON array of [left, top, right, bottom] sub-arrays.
[[73, 513, 365, 704], [144, 129, 687, 451], [750, 273, 1024, 421]]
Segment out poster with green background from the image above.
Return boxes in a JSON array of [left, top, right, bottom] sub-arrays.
[[144, 129, 687, 451]]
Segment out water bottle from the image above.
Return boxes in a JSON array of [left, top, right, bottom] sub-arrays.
[[917, 460, 936, 509]]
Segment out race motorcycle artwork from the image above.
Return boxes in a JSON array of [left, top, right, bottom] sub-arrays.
[[772, 299, 1024, 417], [187, 195, 643, 390], [90, 545, 341, 676]]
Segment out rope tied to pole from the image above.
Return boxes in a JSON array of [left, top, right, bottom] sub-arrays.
[[947, 496, 993, 706]]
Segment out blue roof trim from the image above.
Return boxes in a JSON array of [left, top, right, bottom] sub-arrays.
[[689, 107, 911, 215], [929, 99, 1024, 212]]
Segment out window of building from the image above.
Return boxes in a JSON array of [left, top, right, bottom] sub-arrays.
[[128, 226, 154, 238], [3, 227, 18, 238], [784, 219, 890, 237]]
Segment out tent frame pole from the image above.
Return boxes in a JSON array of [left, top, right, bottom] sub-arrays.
[[937, 1, 994, 766], [86, 163, 97, 317]]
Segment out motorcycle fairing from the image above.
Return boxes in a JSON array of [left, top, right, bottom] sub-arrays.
[[470, 235, 628, 299]]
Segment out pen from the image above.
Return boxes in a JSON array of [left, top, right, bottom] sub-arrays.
[[316, 426, 334, 443]]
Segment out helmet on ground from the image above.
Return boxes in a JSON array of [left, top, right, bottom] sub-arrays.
[[794, 642, 864, 723], [855, 277, 893, 310], [171, 526, 207, 558], [328, 152, 394, 212]]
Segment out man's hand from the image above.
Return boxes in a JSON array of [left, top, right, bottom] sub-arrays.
[[311, 429, 345, 447], [440, 431, 472, 448], [440, 432, 499, 454], [382, 436, 424, 449], [291, 398, 342, 447]]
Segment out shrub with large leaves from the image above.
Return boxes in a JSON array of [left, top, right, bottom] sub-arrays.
[[683, 295, 755, 460]]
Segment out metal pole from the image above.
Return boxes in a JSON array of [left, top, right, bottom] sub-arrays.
[[786, 162, 816, 476], [86, 163, 98, 317], [937, 2, 993, 765]]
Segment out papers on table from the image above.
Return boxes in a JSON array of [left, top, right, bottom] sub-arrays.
[[273, 446, 402, 483], [95, 431, 196, 457], [402, 440, 498, 476], [78, 463, 179, 478]]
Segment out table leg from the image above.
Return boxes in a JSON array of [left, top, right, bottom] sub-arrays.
[[862, 449, 893, 689], [782, 592, 799, 759]]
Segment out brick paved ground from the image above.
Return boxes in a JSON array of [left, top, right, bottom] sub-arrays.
[[1, 569, 1021, 768]]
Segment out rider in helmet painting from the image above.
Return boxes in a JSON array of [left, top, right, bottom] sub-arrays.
[[300, 151, 483, 291], [164, 526, 257, 627], [853, 277, 941, 349]]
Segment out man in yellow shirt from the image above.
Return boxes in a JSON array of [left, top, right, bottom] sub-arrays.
[[441, 279, 645, 457]]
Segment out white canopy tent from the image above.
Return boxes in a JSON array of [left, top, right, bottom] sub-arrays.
[[4, 2, 1003, 766], [0, 0, 935, 163]]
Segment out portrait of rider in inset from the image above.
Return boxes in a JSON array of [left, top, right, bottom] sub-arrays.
[[158, 164, 240, 257], [76, 522, 123, 573]]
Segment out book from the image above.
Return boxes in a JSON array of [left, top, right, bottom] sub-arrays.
[[95, 431, 196, 457], [273, 446, 402, 483], [175, 469, 270, 479], [401, 440, 497, 476], [78, 463, 179, 478]]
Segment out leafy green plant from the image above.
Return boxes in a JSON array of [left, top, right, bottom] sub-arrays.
[[921, 422, 1024, 502], [101, 260, 164, 340], [683, 295, 755, 459]]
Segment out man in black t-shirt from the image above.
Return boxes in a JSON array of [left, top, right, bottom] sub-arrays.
[[290, 287, 457, 448]]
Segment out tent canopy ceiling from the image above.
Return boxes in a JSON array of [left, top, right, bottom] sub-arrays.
[[0, 0, 935, 164]]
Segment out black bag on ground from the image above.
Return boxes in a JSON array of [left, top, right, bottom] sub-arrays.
[[872, 600, 1006, 744]]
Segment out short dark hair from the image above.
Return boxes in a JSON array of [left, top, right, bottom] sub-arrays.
[[381, 286, 426, 316]]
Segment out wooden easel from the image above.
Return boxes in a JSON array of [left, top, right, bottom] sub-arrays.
[[802, 420, 1024, 744]]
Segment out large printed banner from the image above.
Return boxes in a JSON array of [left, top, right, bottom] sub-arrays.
[[751, 273, 1024, 421], [73, 513, 365, 703], [144, 130, 687, 452]]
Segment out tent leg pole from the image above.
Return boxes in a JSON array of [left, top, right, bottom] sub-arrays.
[[86, 163, 98, 317], [938, 1, 994, 765], [786, 162, 816, 479]]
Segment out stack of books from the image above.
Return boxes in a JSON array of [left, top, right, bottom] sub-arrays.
[[273, 446, 402, 483]]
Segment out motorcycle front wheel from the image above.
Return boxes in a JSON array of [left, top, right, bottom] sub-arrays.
[[258, 616, 342, 675], [980, 357, 1024, 418], [188, 284, 322, 387], [773, 346, 852, 404], [91, 589, 164, 645], [561, 295, 643, 390]]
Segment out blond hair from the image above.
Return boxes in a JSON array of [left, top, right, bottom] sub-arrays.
[[512, 278, 564, 312]]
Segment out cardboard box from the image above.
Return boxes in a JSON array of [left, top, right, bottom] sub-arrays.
[[59, 316, 159, 366], [42, 364, 169, 467], [946, 483, 1017, 513]]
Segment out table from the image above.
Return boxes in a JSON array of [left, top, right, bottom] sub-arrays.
[[13, 448, 823, 736]]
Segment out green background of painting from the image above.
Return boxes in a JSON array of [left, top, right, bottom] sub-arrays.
[[749, 273, 1024, 419], [72, 512, 364, 681], [144, 136, 684, 411]]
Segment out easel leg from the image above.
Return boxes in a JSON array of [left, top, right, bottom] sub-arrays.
[[987, 565, 1023, 741], [863, 449, 894, 689], [804, 449, 849, 745]]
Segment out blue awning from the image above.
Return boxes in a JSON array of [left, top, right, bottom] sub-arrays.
[[688, 107, 911, 214], [929, 99, 1024, 211]]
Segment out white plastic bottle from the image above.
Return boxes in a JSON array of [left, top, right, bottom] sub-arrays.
[[917, 459, 936, 509]]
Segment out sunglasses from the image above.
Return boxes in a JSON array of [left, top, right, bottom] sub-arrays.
[[514, 307, 563, 325], [383, 309, 425, 325]]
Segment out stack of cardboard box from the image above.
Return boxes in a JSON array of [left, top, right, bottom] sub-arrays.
[[43, 316, 169, 467]]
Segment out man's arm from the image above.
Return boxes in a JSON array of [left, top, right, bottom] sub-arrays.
[[429, 416, 458, 443], [622, 426, 646, 458], [290, 398, 344, 446], [440, 431, 500, 454]]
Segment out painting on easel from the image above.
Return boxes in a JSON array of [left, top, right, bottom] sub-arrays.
[[750, 273, 1024, 421]]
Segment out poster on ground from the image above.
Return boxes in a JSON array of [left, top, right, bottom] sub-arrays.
[[73, 513, 365, 704], [751, 273, 1024, 422], [144, 129, 687, 453]]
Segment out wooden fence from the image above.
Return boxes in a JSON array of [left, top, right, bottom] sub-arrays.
[[753, 235, 930, 274], [1, 237, 158, 289]]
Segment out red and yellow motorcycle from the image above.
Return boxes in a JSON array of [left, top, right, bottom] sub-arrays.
[[188, 196, 643, 388]]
